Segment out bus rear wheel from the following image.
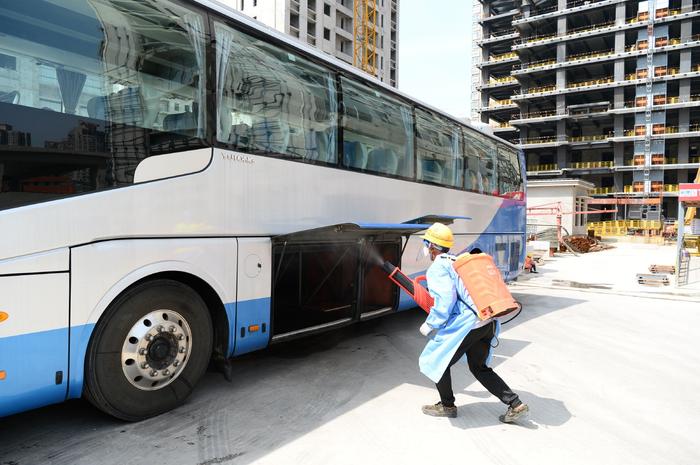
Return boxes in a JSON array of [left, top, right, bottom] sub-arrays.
[[84, 279, 213, 421]]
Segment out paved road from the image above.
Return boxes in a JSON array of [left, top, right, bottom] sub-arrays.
[[2, 287, 699, 465]]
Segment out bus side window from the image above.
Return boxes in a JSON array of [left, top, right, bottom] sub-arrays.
[[464, 127, 497, 194], [214, 22, 338, 164], [340, 77, 414, 178], [0, 0, 208, 211], [497, 144, 524, 198], [415, 108, 463, 188]]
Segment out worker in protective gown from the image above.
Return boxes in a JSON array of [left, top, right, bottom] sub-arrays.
[[418, 223, 529, 423]]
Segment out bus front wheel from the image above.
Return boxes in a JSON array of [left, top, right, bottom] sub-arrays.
[[84, 279, 213, 421]]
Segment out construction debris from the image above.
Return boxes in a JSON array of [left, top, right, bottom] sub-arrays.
[[637, 273, 670, 286], [563, 235, 613, 253], [649, 264, 676, 275]]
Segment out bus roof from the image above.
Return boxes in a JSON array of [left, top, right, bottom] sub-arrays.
[[194, 0, 520, 151]]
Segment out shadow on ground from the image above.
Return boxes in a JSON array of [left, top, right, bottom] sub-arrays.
[[0, 292, 583, 465]]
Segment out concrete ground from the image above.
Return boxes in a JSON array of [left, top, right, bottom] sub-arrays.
[[2, 244, 699, 465]]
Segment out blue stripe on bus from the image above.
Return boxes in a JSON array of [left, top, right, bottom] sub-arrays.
[[68, 323, 96, 399], [228, 297, 272, 357], [0, 327, 69, 417]]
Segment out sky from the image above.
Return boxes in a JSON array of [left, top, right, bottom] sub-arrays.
[[398, 0, 474, 120]]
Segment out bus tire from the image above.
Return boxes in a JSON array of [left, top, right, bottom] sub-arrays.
[[84, 279, 213, 421]]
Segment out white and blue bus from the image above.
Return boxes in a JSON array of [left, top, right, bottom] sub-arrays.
[[0, 0, 526, 420]]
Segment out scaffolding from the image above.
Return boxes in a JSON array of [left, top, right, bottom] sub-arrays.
[[353, 0, 378, 77]]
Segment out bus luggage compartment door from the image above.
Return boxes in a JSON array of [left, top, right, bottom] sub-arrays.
[[270, 236, 402, 341], [0, 273, 69, 417]]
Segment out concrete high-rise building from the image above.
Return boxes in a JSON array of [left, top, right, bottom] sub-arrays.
[[473, 0, 700, 222], [226, 0, 399, 87]]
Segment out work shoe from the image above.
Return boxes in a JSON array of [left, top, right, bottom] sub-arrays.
[[421, 402, 457, 418], [499, 403, 529, 423]]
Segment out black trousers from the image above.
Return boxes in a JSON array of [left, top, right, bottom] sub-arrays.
[[436, 322, 520, 408]]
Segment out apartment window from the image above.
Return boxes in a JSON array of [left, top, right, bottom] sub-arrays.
[[324, 3, 331, 15], [324, 28, 330, 40], [0, 53, 16, 71], [253, 0, 257, 6], [241, 0, 244, 9]]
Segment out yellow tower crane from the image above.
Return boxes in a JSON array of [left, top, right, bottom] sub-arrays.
[[353, 0, 378, 77]]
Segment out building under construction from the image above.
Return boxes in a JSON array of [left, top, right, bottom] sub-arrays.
[[472, 0, 700, 224], [230, 0, 399, 87]]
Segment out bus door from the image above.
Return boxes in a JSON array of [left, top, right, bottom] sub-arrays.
[[270, 223, 425, 343]]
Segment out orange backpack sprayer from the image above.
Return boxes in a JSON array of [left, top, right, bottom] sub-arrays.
[[381, 253, 521, 321], [452, 253, 521, 320]]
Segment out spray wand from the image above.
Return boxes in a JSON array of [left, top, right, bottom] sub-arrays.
[[381, 261, 433, 313]]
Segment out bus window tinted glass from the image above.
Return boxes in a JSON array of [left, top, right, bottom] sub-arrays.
[[464, 128, 497, 195], [497, 145, 523, 198], [0, 0, 206, 211], [415, 109, 463, 187], [215, 23, 338, 163], [340, 78, 413, 177]]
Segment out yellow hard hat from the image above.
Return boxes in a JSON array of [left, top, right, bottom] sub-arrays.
[[421, 222, 454, 249]]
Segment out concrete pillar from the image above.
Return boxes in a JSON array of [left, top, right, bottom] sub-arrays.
[[615, 2, 626, 25], [557, 95, 566, 115], [614, 86, 625, 108], [679, 107, 690, 133], [557, 145, 569, 168], [678, 140, 690, 164], [614, 114, 625, 138]]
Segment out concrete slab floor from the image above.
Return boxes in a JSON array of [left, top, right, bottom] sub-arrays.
[[519, 241, 700, 297], [1, 247, 699, 465]]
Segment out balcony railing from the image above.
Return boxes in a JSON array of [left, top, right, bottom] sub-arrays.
[[592, 187, 614, 194], [567, 76, 614, 88], [567, 48, 615, 62], [489, 52, 517, 62], [516, 33, 556, 44], [517, 110, 558, 119], [570, 160, 614, 168], [527, 163, 559, 171], [571, 134, 612, 143], [492, 122, 516, 129], [488, 76, 517, 85], [567, 20, 615, 35], [488, 99, 514, 108], [520, 136, 558, 145], [520, 85, 556, 95]]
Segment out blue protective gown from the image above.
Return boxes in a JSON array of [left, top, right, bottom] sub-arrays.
[[418, 253, 501, 383]]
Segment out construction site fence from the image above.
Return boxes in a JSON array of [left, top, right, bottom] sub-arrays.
[[588, 220, 666, 236]]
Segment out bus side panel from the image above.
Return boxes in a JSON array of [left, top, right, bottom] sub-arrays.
[[0, 274, 69, 417], [68, 238, 237, 399], [232, 238, 272, 356]]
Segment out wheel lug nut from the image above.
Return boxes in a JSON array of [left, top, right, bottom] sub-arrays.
[[173, 360, 180, 367], [139, 348, 147, 355], [169, 325, 176, 333], [163, 369, 170, 376], [157, 325, 164, 333], [178, 334, 184, 340], [141, 362, 149, 369], [150, 370, 158, 377], [145, 334, 152, 341], [179, 347, 186, 353]]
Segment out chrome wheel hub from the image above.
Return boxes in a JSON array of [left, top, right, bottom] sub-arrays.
[[121, 309, 192, 391]]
